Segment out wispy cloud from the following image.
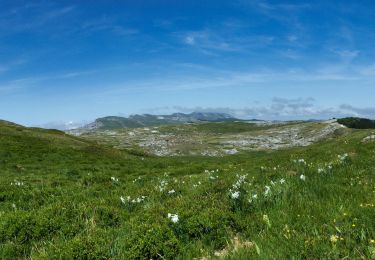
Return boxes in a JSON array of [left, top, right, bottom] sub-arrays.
[[339, 104, 375, 118], [80, 16, 138, 36], [35, 120, 89, 130], [0, 4, 76, 34], [180, 30, 240, 52], [0, 67, 118, 94], [331, 49, 360, 61], [179, 29, 274, 55], [245, 0, 312, 22], [0, 59, 27, 74]]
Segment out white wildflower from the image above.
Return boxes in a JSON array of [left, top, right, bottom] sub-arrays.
[[297, 159, 306, 164], [11, 180, 24, 186], [167, 213, 179, 223], [158, 180, 168, 192], [168, 189, 175, 194], [230, 190, 240, 199], [279, 178, 285, 184], [300, 174, 306, 181], [338, 153, 349, 161], [111, 176, 119, 183], [264, 185, 271, 196]]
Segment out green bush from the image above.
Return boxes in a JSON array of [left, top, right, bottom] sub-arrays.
[[117, 221, 181, 259], [32, 229, 113, 259], [174, 208, 231, 249], [337, 117, 375, 129]]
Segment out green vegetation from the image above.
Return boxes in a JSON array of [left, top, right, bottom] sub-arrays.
[[194, 121, 286, 134], [0, 120, 375, 259], [89, 112, 240, 130], [338, 117, 375, 129]]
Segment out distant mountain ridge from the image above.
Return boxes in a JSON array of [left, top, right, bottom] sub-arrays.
[[81, 112, 242, 130]]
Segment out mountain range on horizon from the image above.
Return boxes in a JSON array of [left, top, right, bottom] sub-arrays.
[[19, 112, 342, 131], [78, 112, 247, 131]]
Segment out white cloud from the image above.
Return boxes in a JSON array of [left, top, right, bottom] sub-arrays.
[[179, 29, 274, 54], [172, 98, 374, 120], [287, 35, 298, 42], [35, 120, 89, 130], [333, 49, 360, 60], [0, 59, 27, 74], [184, 35, 195, 45]]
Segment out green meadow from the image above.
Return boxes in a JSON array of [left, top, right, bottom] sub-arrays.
[[0, 120, 374, 259]]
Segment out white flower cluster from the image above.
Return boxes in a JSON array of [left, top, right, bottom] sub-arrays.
[[300, 174, 306, 181], [264, 185, 271, 196], [318, 162, 334, 173], [205, 169, 219, 180], [120, 195, 146, 204], [229, 174, 247, 200], [158, 180, 168, 192], [11, 180, 24, 186], [233, 174, 247, 189], [167, 213, 179, 223], [193, 181, 202, 188], [168, 189, 175, 194], [264, 178, 286, 197], [293, 159, 307, 165], [204, 169, 219, 174], [132, 176, 142, 183], [248, 193, 258, 203], [231, 191, 240, 199], [110, 176, 119, 183], [338, 153, 349, 161]]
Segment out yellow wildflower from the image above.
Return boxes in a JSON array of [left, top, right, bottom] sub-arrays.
[[330, 235, 339, 243]]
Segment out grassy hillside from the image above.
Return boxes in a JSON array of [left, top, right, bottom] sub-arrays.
[[0, 121, 374, 258]]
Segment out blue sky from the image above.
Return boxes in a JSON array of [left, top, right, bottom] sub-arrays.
[[1, 0, 375, 127]]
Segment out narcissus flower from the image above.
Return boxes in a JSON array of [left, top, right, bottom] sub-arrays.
[[168, 213, 179, 223]]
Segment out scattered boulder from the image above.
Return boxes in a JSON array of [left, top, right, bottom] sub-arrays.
[[362, 135, 375, 143]]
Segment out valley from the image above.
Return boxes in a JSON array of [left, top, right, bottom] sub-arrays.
[[69, 118, 346, 157]]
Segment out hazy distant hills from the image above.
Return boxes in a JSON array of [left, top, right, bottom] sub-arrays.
[[81, 112, 244, 130]]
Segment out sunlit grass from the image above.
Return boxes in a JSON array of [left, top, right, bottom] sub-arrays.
[[0, 122, 374, 258]]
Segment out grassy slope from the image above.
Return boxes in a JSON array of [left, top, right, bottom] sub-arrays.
[[0, 121, 374, 258]]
